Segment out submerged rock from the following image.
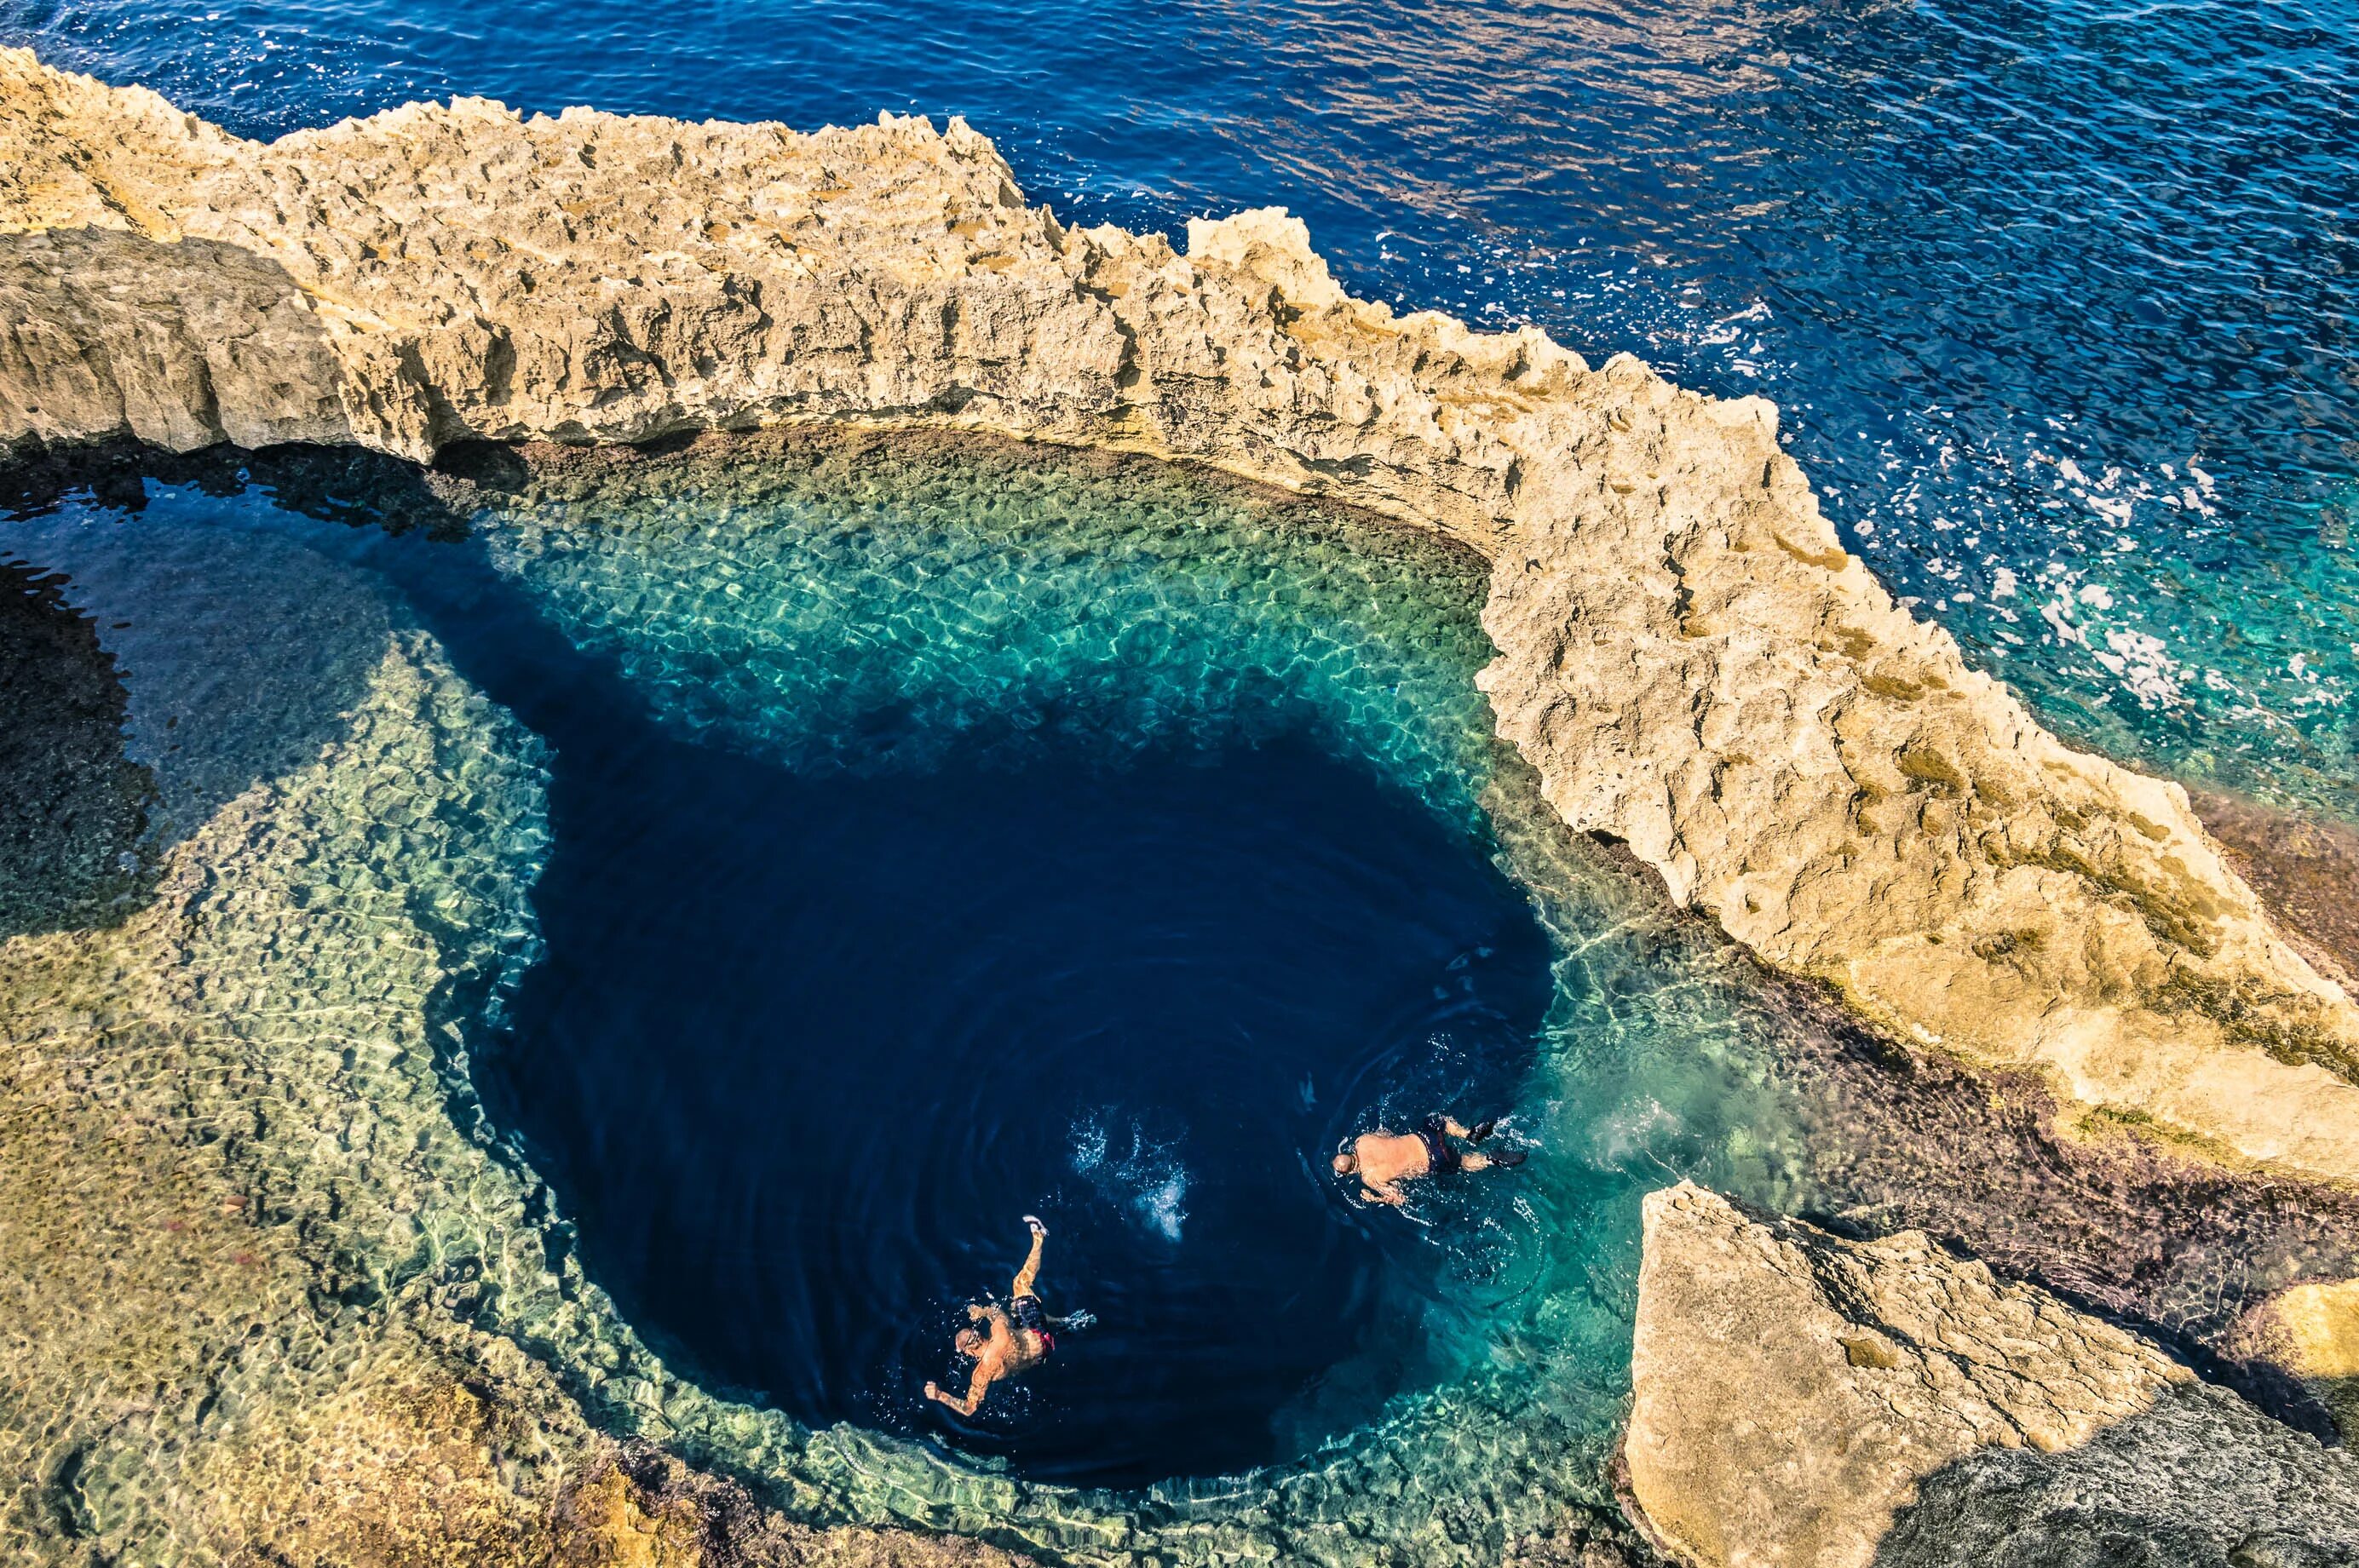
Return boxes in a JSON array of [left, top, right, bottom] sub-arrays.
[[4, 45, 2355, 1183], [2231, 1278, 2359, 1445], [0, 555, 149, 936], [1625, 1183, 2359, 1567]]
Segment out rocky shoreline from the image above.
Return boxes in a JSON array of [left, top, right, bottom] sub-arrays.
[[8, 47, 2356, 1182], [5, 46, 2359, 1567], [1626, 1185, 2359, 1567]]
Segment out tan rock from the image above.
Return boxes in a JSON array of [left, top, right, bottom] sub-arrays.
[[1625, 1183, 2359, 1567], [5, 46, 2359, 1182], [2231, 1277, 2359, 1442]]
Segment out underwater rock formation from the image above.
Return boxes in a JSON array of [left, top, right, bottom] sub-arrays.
[[1625, 1183, 2359, 1567], [5, 46, 2355, 1183], [0, 555, 147, 937], [2230, 1277, 2359, 1445]]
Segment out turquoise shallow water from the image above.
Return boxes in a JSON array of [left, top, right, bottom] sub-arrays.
[[5, 0, 2355, 820], [7, 434, 2358, 1559], [0, 437, 1819, 1555]]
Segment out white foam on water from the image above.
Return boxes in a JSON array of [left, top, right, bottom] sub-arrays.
[[1069, 1110, 1192, 1243]]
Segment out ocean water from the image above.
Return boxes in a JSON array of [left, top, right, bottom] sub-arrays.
[[6, 0, 2359, 1556], [6, 0, 2355, 818]]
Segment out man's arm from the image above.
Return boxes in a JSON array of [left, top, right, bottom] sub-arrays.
[[925, 1363, 995, 1416], [1366, 1180, 1409, 1208]]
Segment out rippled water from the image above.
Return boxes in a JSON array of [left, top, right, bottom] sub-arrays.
[[443, 446, 1556, 1487], [7, 0, 2355, 817], [0, 438, 1802, 1543], [10, 435, 2358, 1561]]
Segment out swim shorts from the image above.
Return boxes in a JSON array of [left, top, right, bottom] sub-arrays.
[[1417, 1116, 1462, 1175], [1010, 1294, 1056, 1353]]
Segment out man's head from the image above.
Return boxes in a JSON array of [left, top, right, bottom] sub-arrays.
[[1332, 1151, 1358, 1176], [954, 1326, 987, 1358]]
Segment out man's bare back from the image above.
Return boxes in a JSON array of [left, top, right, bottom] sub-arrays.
[[924, 1215, 1060, 1417], [1332, 1115, 1521, 1206]]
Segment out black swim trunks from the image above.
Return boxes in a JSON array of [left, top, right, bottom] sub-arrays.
[[1416, 1116, 1461, 1175], [1010, 1294, 1056, 1353]]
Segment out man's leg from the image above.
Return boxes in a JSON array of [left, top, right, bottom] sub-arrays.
[[1013, 1215, 1048, 1298], [1460, 1151, 1493, 1172], [1440, 1116, 1472, 1139]]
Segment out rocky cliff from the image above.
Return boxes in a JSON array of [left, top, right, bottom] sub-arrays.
[[1626, 1183, 2359, 1566], [3, 46, 2356, 1186]]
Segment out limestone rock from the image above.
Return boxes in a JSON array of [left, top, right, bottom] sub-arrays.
[[2197, 789, 2359, 997], [5, 46, 2359, 1181], [0, 226, 351, 452], [1625, 1182, 2359, 1567], [2232, 1278, 2359, 1444]]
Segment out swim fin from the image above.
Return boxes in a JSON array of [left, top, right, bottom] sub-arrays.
[[1490, 1147, 1528, 1169], [1469, 1118, 1498, 1143]]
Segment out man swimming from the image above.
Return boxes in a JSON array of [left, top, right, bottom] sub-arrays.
[[924, 1215, 1066, 1417], [1332, 1115, 1524, 1206]]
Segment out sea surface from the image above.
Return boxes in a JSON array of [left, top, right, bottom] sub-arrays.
[[7, 0, 2356, 818]]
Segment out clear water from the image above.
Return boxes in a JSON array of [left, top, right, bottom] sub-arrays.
[[0, 438, 1778, 1556], [447, 439, 1666, 1496], [6, 0, 2355, 818], [437, 448, 1559, 1487], [9, 437, 2357, 1562]]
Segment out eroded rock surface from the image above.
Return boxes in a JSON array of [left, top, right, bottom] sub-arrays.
[[4, 47, 2353, 1180], [1625, 1182, 2359, 1568]]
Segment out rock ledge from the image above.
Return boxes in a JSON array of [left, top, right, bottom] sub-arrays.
[[1627, 1182, 2359, 1567]]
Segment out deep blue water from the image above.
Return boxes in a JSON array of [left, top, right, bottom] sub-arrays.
[[7, 0, 2356, 813], [2, 451, 1557, 1491], [488, 704, 1549, 1487]]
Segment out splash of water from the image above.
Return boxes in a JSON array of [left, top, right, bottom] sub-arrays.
[[1070, 1110, 1192, 1243]]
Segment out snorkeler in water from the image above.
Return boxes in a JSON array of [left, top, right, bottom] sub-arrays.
[[1332, 1115, 1525, 1207], [924, 1215, 1082, 1416]]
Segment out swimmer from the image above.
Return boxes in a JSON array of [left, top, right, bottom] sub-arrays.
[[924, 1215, 1075, 1416], [1332, 1115, 1524, 1207]]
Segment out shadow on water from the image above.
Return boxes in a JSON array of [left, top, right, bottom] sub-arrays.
[[0, 554, 150, 939], [0, 439, 471, 936]]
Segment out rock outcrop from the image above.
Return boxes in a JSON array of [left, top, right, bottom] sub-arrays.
[[1625, 1183, 2359, 1567], [2232, 1277, 2359, 1445], [4, 45, 2358, 1185]]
